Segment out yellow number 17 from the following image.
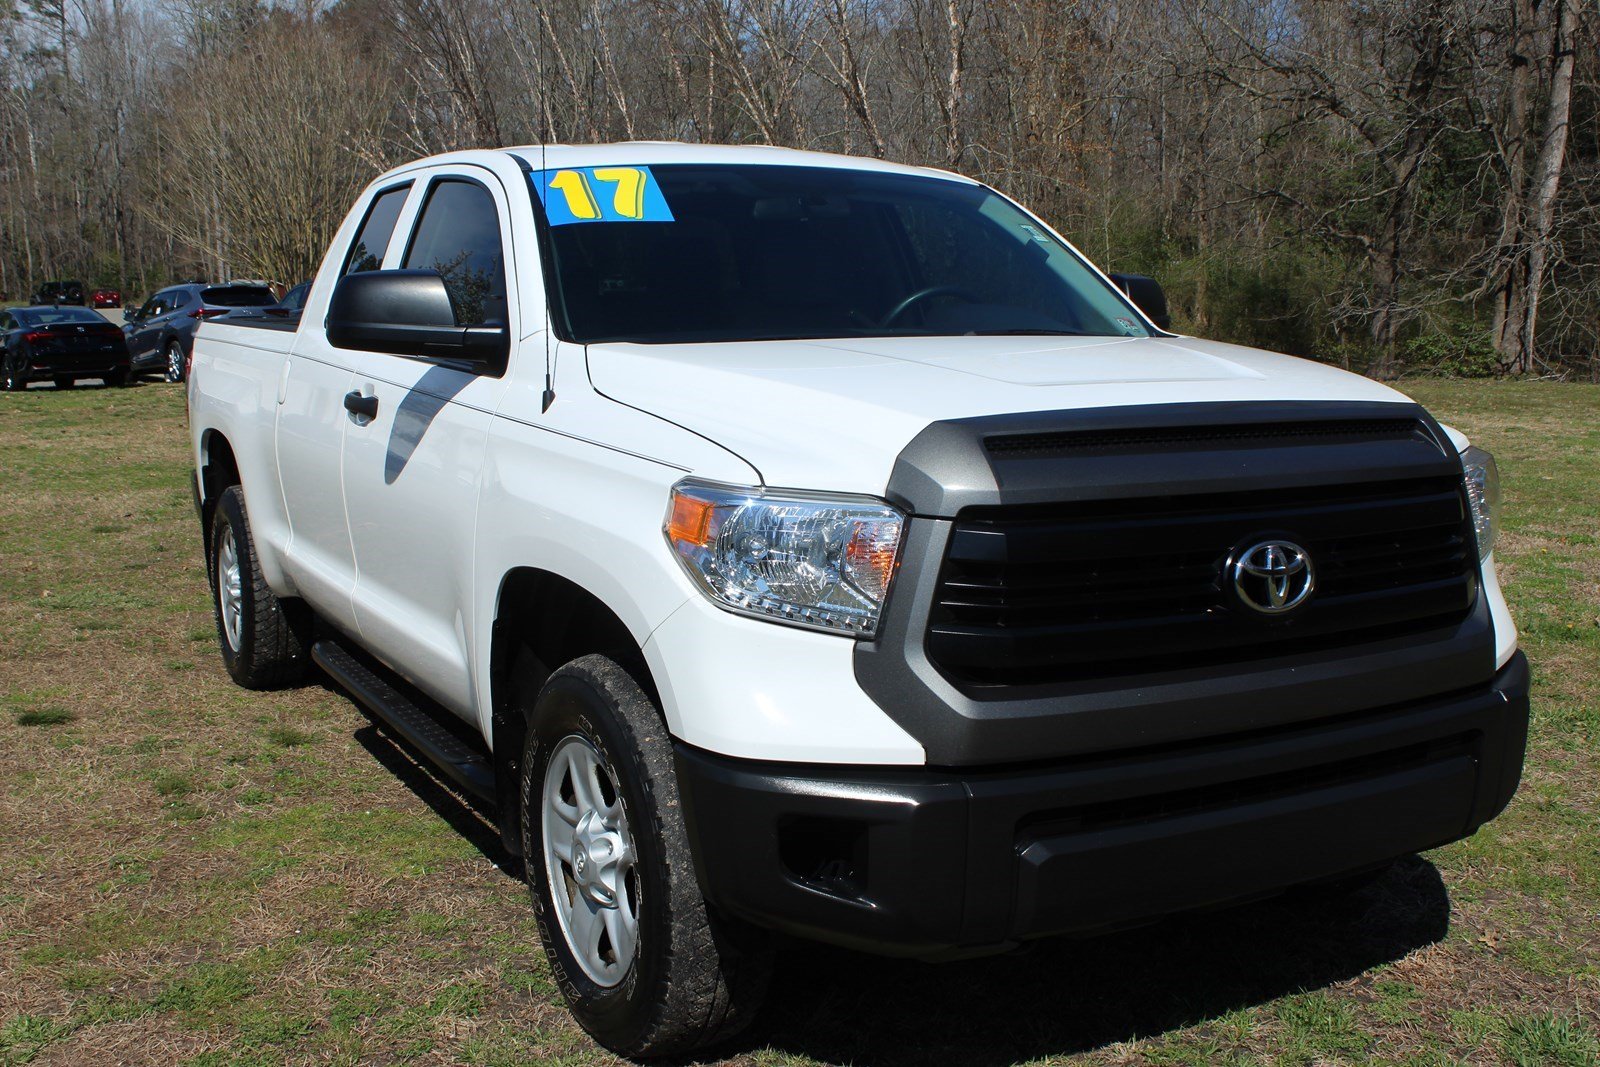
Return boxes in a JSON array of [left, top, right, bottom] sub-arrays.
[[548, 167, 647, 220]]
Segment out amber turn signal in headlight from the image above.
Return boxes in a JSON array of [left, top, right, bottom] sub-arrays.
[[664, 481, 906, 637]]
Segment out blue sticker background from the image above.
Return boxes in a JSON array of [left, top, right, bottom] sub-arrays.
[[533, 165, 675, 225]]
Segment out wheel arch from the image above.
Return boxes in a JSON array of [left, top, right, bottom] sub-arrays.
[[487, 566, 662, 856], [198, 428, 242, 543]]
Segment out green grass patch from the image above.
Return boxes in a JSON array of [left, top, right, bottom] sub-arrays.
[[15, 708, 74, 727], [1501, 1012, 1600, 1067], [264, 724, 314, 748]]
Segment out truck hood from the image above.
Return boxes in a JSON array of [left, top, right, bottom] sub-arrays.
[[585, 334, 1417, 499]]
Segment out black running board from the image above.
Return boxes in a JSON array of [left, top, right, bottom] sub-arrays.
[[311, 639, 496, 801]]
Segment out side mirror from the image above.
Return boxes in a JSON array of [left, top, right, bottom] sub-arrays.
[[326, 269, 508, 370], [1108, 273, 1171, 332], [124, 308, 144, 324]]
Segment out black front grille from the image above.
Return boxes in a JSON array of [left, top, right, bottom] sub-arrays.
[[927, 475, 1478, 689]]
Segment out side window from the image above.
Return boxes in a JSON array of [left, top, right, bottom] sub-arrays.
[[0, 313, 12, 330], [402, 179, 506, 327], [344, 184, 411, 276]]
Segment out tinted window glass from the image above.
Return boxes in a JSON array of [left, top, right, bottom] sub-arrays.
[[403, 179, 506, 326], [201, 286, 276, 307], [31, 306, 108, 325], [345, 184, 411, 276], [282, 283, 310, 311], [534, 164, 1148, 344]]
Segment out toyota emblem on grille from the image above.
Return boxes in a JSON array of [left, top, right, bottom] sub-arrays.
[[1230, 540, 1314, 614]]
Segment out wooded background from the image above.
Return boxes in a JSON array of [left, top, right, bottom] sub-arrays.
[[1, 0, 1595, 377]]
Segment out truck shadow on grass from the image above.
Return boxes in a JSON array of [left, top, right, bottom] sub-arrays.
[[351, 718, 1449, 1066], [751, 859, 1448, 1065]]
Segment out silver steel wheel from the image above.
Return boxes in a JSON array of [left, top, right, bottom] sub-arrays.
[[542, 734, 640, 987], [217, 527, 243, 652], [165, 343, 183, 382]]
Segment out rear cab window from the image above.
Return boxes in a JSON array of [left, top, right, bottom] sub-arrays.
[[344, 183, 412, 275]]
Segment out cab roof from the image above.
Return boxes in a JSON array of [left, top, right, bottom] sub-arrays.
[[382, 142, 978, 186]]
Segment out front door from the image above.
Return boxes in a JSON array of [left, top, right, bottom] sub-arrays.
[[127, 291, 172, 362]]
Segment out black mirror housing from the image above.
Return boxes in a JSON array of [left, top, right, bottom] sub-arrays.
[[326, 269, 508, 372], [1108, 273, 1172, 332]]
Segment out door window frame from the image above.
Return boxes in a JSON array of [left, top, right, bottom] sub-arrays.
[[383, 170, 516, 379], [399, 174, 509, 320]]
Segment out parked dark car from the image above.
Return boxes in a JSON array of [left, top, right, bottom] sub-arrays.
[[124, 282, 276, 382], [1, 305, 131, 390], [31, 280, 86, 305], [92, 288, 122, 309]]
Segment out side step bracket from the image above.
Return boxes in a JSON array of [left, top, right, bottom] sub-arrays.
[[311, 639, 497, 802]]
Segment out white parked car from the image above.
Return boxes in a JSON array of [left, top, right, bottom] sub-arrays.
[[188, 144, 1528, 1057]]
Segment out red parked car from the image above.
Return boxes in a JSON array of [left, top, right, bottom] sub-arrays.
[[92, 288, 122, 309]]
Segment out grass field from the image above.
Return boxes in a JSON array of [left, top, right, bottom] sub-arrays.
[[0, 380, 1596, 1067]]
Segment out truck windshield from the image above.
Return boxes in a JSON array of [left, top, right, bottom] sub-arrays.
[[529, 164, 1150, 345]]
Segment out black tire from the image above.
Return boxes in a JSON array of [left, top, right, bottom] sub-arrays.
[[164, 340, 186, 383], [53, 376, 76, 390], [1, 350, 24, 391], [209, 485, 310, 689], [105, 368, 129, 387], [520, 654, 770, 1058]]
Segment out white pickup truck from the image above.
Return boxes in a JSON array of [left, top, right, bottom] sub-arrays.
[[189, 144, 1528, 1057]]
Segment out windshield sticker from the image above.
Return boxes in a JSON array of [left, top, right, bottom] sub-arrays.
[[534, 166, 674, 225]]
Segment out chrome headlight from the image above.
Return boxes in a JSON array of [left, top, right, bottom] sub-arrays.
[[1462, 445, 1500, 560], [664, 481, 905, 636]]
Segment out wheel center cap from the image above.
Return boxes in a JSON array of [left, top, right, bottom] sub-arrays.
[[570, 811, 621, 903]]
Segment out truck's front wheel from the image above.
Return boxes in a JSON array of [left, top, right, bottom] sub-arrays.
[[520, 654, 770, 1057]]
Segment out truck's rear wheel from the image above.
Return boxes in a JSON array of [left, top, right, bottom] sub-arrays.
[[520, 654, 770, 1057], [209, 486, 309, 689]]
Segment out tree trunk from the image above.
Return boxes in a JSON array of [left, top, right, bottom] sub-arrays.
[[1489, 0, 1537, 363], [942, 0, 966, 166], [1507, 0, 1579, 374]]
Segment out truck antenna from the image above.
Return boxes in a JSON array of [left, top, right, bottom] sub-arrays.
[[538, 21, 555, 414]]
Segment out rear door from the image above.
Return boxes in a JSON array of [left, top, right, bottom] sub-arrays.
[[274, 180, 415, 632], [340, 168, 515, 716]]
